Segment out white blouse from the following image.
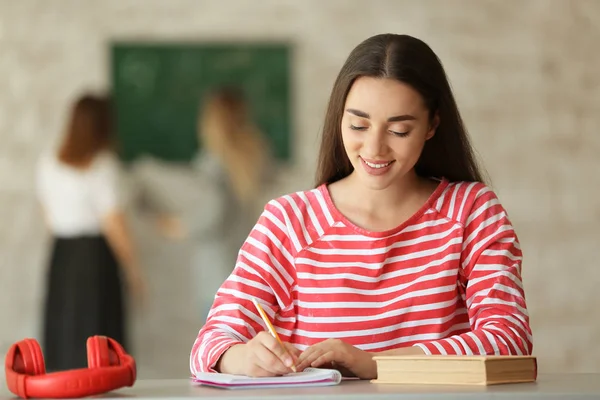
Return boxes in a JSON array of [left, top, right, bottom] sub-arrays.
[[36, 150, 122, 238]]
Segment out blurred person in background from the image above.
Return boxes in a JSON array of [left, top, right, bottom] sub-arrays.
[[36, 93, 147, 372], [192, 86, 273, 319], [132, 86, 272, 321], [197, 87, 272, 212]]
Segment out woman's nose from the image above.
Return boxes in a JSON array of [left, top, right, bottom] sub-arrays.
[[362, 128, 387, 156]]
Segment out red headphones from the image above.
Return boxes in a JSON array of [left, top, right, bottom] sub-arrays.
[[4, 336, 136, 399]]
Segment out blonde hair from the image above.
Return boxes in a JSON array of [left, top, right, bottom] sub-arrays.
[[198, 88, 270, 206]]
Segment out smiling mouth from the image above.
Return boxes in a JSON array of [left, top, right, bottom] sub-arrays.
[[360, 157, 394, 169]]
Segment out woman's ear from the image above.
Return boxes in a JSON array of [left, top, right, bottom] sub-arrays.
[[426, 112, 439, 140]]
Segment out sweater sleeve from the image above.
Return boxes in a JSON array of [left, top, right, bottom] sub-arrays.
[[189, 200, 297, 375], [415, 185, 533, 356]]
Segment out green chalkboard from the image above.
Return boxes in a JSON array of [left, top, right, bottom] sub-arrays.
[[110, 42, 292, 163]]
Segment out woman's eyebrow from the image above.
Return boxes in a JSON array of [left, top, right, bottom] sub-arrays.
[[346, 108, 416, 122]]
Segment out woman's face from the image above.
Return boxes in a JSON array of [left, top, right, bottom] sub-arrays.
[[341, 76, 437, 191]]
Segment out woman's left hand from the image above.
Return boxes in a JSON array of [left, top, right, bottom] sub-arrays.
[[296, 339, 376, 380]]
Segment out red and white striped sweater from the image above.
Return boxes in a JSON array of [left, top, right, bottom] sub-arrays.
[[190, 179, 533, 374]]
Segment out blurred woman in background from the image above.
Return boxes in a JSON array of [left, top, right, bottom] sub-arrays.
[[36, 93, 146, 371], [197, 87, 272, 211], [191, 87, 273, 320], [130, 86, 272, 321]]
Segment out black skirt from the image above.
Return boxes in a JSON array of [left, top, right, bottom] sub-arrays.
[[42, 235, 127, 372]]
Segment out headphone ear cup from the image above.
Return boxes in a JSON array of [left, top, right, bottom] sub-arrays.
[[87, 336, 111, 368], [16, 339, 46, 375], [106, 337, 136, 383]]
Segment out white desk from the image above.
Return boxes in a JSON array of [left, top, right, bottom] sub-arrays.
[[2, 374, 599, 399]]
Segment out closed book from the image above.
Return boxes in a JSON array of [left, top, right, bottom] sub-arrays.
[[372, 355, 537, 386]]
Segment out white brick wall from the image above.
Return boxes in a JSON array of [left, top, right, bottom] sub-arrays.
[[1, 0, 599, 384]]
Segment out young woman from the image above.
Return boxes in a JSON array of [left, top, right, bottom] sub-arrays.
[[37, 94, 146, 371], [189, 34, 533, 380]]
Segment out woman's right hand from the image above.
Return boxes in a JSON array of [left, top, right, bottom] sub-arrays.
[[217, 332, 300, 377]]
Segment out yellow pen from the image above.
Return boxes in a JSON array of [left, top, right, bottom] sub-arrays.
[[251, 297, 297, 372]]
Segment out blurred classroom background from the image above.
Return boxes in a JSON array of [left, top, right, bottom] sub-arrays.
[[0, 0, 598, 383]]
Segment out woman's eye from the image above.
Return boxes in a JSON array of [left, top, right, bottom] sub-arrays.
[[390, 130, 410, 137], [350, 124, 367, 131]]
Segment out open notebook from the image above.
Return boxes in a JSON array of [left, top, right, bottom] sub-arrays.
[[192, 367, 343, 389]]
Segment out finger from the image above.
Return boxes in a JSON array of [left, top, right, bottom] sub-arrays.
[[297, 345, 318, 364], [253, 342, 293, 375], [297, 345, 318, 363], [311, 350, 336, 368], [282, 343, 301, 372], [283, 343, 301, 360], [296, 348, 311, 365], [257, 333, 295, 369], [297, 347, 324, 371]]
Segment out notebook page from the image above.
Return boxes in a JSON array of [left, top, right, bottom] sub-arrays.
[[193, 367, 342, 388]]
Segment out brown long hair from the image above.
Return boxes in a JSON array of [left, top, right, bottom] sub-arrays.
[[315, 34, 487, 187], [198, 87, 270, 206], [58, 94, 113, 168]]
